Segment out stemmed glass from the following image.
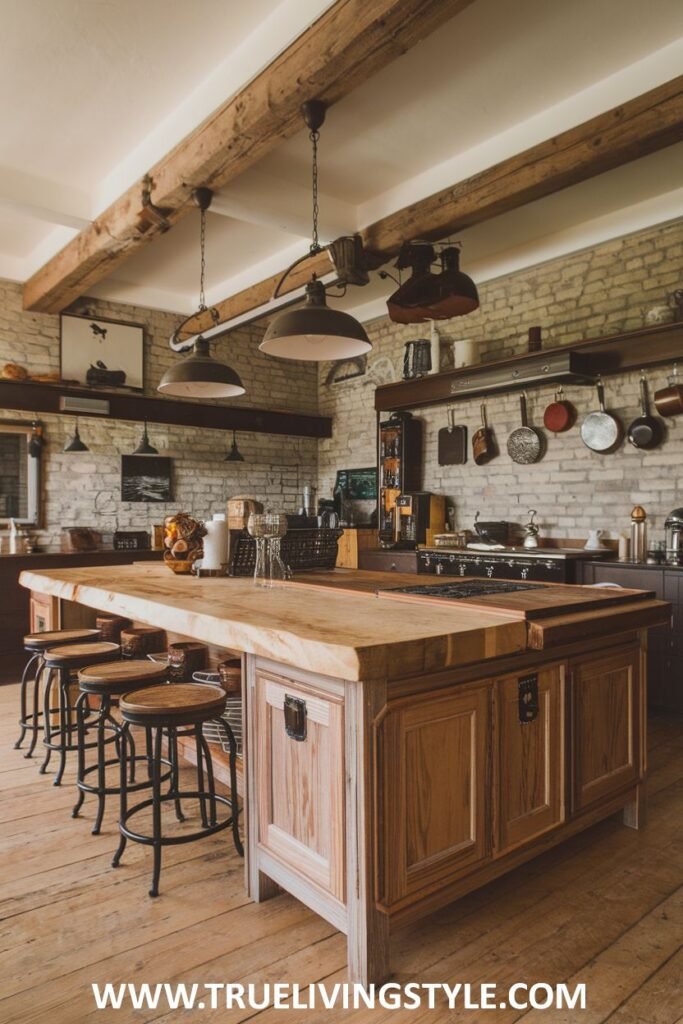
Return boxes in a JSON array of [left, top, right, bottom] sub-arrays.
[[247, 513, 289, 587]]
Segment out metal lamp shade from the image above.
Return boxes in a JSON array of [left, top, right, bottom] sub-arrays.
[[224, 430, 245, 462], [158, 339, 245, 399], [63, 422, 89, 452], [132, 423, 158, 455], [259, 279, 371, 361]]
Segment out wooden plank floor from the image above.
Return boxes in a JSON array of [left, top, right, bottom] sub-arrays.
[[0, 681, 681, 1023]]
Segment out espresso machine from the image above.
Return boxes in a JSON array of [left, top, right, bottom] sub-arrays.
[[392, 492, 446, 549]]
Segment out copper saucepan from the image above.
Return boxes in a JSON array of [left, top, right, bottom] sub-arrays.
[[654, 366, 683, 417]]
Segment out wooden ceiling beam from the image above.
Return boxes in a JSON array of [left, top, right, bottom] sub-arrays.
[[200, 74, 683, 333], [22, 0, 475, 314]]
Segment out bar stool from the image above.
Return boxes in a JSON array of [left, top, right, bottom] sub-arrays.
[[73, 660, 170, 835], [15, 628, 102, 758], [40, 641, 121, 785], [113, 683, 243, 897]]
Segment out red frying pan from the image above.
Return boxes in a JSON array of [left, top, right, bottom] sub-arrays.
[[543, 387, 576, 433]]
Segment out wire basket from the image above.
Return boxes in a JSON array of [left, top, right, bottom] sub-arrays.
[[229, 527, 343, 576], [192, 671, 242, 755]]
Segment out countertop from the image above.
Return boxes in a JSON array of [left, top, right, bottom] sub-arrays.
[[19, 564, 670, 682]]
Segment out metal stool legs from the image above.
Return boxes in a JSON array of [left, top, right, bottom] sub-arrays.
[[14, 652, 41, 750], [113, 719, 241, 897]]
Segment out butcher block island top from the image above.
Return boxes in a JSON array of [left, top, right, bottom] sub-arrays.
[[19, 563, 669, 681]]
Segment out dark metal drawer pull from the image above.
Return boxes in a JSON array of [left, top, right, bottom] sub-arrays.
[[284, 694, 307, 741], [518, 673, 539, 724]]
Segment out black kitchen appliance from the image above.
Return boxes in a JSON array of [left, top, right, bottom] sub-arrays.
[[417, 547, 590, 583], [378, 412, 422, 546]]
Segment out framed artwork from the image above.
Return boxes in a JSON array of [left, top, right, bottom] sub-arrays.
[[61, 313, 144, 391], [121, 455, 172, 503]]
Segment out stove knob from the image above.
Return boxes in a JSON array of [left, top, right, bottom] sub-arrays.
[[521, 568, 529, 579], [486, 566, 494, 578], [424, 554, 431, 567], [436, 563, 444, 575], [459, 565, 466, 576], [508, 560, 514, 568], [449, 554, 455, 562], [545, 561, 554, 570]]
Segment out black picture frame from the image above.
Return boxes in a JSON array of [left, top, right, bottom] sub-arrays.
[[121, 455, 172, 503], [61, 313, 145, 391]]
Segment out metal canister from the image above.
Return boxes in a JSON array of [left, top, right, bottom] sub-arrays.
[[630, 506, 647, 563]]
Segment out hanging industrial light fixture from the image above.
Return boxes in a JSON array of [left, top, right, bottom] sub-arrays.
[[158, 189, 245, 398], [259, 101, 371, 361], [386, 241, 479, 324], [63, 419, 89, 452], [132, 421, 159, 456], [224, 430, 245, 462]]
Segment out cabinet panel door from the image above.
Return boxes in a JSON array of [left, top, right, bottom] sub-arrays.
[[377, 683, 490, 907], [571, 645, 641, 813], [255, 670, 345, 904], [29, 592, 58, 633], [495, 665, 565, 854]]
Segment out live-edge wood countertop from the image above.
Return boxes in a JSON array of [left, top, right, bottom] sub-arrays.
[[19, 563, 528, 681], [19, 564, 669, 682]]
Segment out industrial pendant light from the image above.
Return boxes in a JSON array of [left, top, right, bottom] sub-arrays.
[[63, 419, 89, 452], [259, 101, 371, 362], [386, 241, 479, 324], [132, 421, 158, 455], [158, 189, 245, 398], [224, 430, 245, 462]]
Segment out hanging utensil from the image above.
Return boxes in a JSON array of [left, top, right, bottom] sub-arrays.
[[507, 393, 544, 464], [438, 407, 468, 465], [627, 374, 663, 450], [654, 365, 683, 417], [543, 387, 576, 433], [472, 404, 496, 465], [580, 378, 622, 453]]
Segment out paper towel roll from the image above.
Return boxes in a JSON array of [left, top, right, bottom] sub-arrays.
[[203, 514, 228, 570]]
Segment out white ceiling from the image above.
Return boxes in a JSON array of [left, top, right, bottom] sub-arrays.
[[1, 0, 682, 324]]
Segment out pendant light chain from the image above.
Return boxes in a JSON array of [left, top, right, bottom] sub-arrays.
[[310, 127, 321, 254], [198, 206, 208, 311]]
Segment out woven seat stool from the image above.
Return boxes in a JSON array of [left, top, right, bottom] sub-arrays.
[[113, 683, 243, 897], [15, 628, 102, 758], [40, 641, 121, 785], [73, 659, 171, 835]]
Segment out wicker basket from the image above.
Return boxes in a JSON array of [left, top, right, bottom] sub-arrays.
[[192, 672, 242, 755], [228, 527, 343, 576]]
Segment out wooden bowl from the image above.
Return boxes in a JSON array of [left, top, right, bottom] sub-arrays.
[[163, 557, 195, 575]]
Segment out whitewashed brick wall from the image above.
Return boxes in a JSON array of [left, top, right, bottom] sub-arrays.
[[0, 282, 318, 546], [318, 218, 683, 545]]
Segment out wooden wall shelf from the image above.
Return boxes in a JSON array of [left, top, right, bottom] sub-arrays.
[[0, 380, 332, 438], [375, 321, 683, 412]]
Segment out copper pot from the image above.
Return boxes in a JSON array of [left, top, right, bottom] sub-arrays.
[[654, 368, 683, 417]]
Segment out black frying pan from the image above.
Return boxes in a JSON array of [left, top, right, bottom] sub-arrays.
[[628, 377, 663, 450]]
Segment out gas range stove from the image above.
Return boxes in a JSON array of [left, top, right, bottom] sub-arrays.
[[418, 546, 594, 582]]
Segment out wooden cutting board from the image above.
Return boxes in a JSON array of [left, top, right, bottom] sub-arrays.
[[283, 572, 655, 621]]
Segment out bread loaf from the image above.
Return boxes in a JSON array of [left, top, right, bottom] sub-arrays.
[[1, 363, 28, 380]]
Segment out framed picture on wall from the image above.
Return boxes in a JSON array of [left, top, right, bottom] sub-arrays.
[[121, 455, 172, 503], [61, 313, 145, 391]]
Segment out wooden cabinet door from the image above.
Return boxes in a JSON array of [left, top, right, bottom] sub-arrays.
[[29, 592, 58, 633], [254, 668, 345, 905], [495, 666, 565, 854], [377, 682, 490, 908], [571, 645, 641, 813]]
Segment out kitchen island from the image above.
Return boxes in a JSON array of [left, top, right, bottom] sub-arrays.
[[19, 563, 670, 984]]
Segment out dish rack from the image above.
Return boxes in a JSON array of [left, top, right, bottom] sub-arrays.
[[192, 671, 242, 755], [228, 527, 343, 576]]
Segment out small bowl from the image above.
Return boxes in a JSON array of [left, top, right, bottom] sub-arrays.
[[164, 558, 195, 575]]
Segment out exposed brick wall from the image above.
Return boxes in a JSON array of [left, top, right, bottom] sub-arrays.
[[0, 281, 318, 546], [318, 218, 683, 545]]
